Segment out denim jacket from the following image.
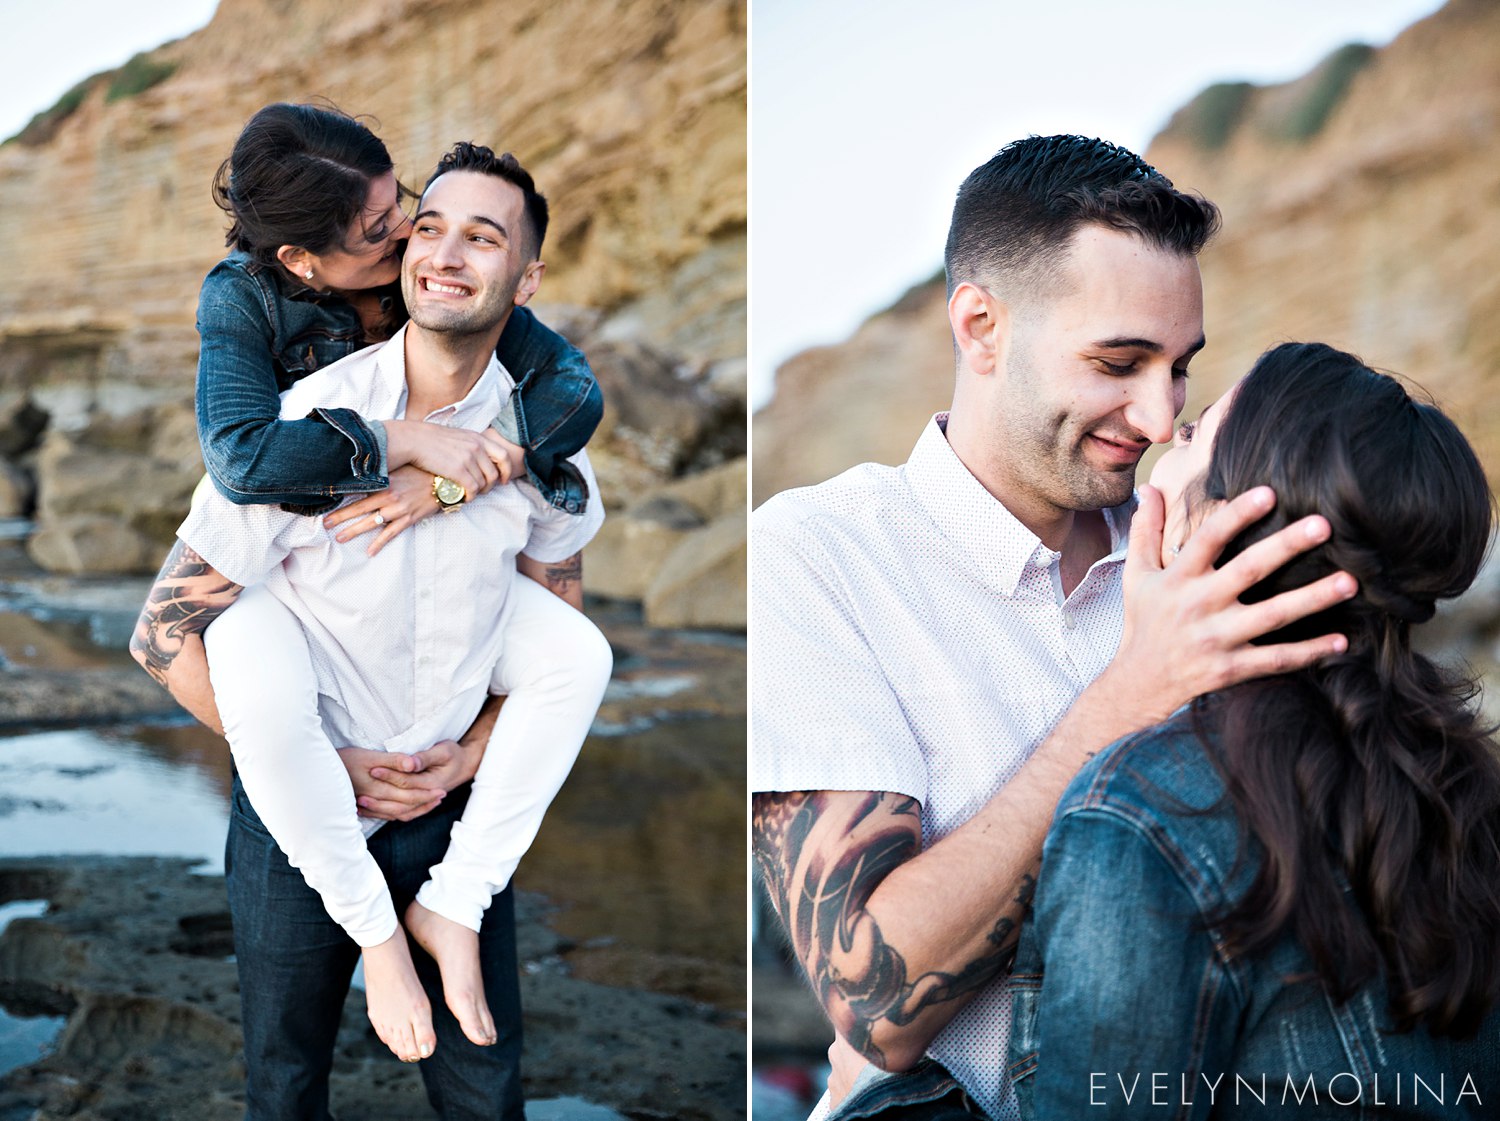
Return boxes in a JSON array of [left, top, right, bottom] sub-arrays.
[[195, 251, 601, 515], [1008, 712, 1499, 1119]]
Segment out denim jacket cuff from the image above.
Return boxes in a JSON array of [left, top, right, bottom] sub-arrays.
[[489, 409, 589, 515], [366, 418, 392, 478], [308, 406, 388, 485]]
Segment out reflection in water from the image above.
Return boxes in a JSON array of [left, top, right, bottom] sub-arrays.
[[0, 900, 65, 1076], [520, 717, 745, 1011], [0, 709, 744, 1012], [0, 726, 230, 870]]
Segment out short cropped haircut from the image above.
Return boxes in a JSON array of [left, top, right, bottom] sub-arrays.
[[944, 135, 1220, 299], [425, 142, 549, 259]]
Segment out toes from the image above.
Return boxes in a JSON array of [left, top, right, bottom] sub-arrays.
[[451, 993, 495, 1046], [414, 1007, 438, 1059]]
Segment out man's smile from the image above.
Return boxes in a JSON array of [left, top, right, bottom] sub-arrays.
[[418, 276, 474, 297], [1084, 431, 1149, 467]]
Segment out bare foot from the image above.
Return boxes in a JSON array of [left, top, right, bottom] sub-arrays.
[[361, 928, 437, 1062], [405, 899, 496, 1046]]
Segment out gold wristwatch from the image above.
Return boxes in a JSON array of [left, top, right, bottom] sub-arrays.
[[432, 475, 467, 512]]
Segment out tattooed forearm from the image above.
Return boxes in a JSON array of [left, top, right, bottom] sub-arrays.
[[129, 541, 243, 689], [543, 552, 583, 598], [518, 550, 584, 610], [752, 790, 1042, 1067]]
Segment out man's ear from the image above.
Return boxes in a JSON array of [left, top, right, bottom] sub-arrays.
[[948, 281, 1011, 376], [513, 260, 546, 307], [275, 245, 313, 280]]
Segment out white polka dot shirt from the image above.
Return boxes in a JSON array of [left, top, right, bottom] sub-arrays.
[[751, 414, 1132, 1121]]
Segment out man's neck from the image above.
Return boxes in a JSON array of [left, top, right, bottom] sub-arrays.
[[942, 406, 1114, 594], [401, 312, 510, 418]]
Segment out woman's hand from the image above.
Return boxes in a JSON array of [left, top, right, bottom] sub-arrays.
[[324, 466, 443, 556], [383, 419, 520, 497]]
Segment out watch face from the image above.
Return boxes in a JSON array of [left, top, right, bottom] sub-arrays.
[[435, 477, 466, 506]]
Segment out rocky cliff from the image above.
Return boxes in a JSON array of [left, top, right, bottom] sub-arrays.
[[0, 0, 746, 625], [753, 0, 1499, 506]]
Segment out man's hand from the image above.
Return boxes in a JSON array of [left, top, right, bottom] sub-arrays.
[[338, 743, 469, 821], [339, 694, 504, 821], [827, 1033, 868, 1109], [382, 419, 506, 498], [1107, 484, 1357, 725]]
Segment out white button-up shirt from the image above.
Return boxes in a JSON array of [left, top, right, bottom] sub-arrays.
[[751, 414, 1131, 1121], [182, 323, 603, 761]]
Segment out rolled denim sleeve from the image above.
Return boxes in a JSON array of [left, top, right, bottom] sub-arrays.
[[496, 304, 602, 513], [195, 266, 388, 508], [1016, 808, 1241, 1119]]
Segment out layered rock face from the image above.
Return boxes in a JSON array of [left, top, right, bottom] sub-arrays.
[[754, 0, 1499, 506], [0, 0, 746, 627]]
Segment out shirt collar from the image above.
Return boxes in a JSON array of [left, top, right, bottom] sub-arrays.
[[374, 323, 509, 424], [904, 413, 1134, 597]]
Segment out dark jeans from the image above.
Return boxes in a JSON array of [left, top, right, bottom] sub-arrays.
[[226, 777, 524, 1120], [832, 1059, 986, 1120]]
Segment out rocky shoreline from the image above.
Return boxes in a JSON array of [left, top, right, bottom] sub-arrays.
[[0, 855, 743, 1120]]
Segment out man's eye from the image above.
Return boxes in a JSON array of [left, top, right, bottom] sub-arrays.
[[1098, 360, 1135, 375]]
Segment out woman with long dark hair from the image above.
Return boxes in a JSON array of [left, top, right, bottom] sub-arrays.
[[135, 104, 610, 1091], [1009, 342, 1500, 1117]]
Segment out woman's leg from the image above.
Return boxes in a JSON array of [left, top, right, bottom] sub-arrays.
[[406, 574, 612, 1045], [206, 585, 434, 1062]]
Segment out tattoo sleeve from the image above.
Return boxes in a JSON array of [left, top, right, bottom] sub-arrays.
[[752, 791, 1039, 1066], [129, 541, 244, 689]]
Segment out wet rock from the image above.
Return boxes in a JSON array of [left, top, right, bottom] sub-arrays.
[[644, 512, 747, 630], [0, 856, 744, 1121]]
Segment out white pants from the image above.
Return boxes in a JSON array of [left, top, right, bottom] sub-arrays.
[[205, 575, 612, 946]]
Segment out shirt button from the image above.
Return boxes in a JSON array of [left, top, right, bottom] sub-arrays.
[[1062, 611, 1076, 630]]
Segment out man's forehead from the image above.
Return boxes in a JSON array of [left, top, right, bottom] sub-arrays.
[[419, 169, 521, 216], [1050, 225, 1204, 337]]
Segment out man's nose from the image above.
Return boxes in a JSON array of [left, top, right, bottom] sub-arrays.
[[1122, 368, 1178, 445], [430, 232, 465, 270]]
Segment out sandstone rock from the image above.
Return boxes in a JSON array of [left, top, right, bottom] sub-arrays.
[[644, 512, 746, 630], [586, 458, 746, 601], [592, 338, 743, 478], [0, 458, 35, 517], [27, 516, 162, 575], [587, 517, 698, 603], [0, 395, 49, 458], [652, 456, 747, 521], [28, 404, 202, 573], [0, 0, 746, 396]]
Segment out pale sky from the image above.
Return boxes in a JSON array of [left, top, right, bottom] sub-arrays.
[[751, 0, 1448, 410], [0, 1, 220, 142]]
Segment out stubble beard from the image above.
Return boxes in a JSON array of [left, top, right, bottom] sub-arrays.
[[1025, 417, 1138, 514], [402, 272, 517, 338]]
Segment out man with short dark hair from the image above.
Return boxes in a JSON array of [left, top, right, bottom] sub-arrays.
[[750, 136, 1356, 1120], [133, 144, 605, 1120]]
